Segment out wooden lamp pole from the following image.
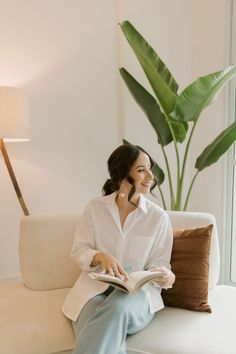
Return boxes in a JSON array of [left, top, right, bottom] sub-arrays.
[[0, 138, 29, 216]]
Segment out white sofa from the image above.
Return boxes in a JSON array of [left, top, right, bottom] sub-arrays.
[[0, 211, 236, 354]]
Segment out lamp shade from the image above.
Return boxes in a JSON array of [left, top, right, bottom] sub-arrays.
[[0, 86, 30, 142]]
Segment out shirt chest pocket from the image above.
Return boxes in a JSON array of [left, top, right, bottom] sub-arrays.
[[130, 234, 155, 262]]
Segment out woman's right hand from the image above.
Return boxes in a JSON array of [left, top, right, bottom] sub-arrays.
[[91, 252, 129, 280]]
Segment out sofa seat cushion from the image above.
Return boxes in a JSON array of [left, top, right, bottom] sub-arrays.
[[0, 282, 74, 354], [1, 283, 236, 354], [126, 285, 236, 354]]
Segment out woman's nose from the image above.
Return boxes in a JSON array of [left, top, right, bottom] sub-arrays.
[[147, 170, 154, 179]]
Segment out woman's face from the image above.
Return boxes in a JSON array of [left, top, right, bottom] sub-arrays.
[[126, 152, 154, 194]]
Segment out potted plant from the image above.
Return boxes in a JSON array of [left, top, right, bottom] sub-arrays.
[[119, 20, 236, 211]]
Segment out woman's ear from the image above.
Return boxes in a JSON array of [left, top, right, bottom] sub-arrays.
[[117, 179, 129, 198]]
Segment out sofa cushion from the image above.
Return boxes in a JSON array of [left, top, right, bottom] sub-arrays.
[[167, 211, 220, 290], [126, 285, 236, 354], [162, 224, 213, 312], [0, 283, 74, 354], [19, 214, 81, 291], [1, 282, 236, 354]]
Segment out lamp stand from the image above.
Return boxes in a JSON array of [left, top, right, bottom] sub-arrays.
[[0, 138, 29, 216]]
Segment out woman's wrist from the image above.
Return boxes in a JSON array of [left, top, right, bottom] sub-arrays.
[[91, 252, 102, 267]]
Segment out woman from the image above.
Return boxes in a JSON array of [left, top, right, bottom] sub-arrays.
[[62, 144, 175, 354]]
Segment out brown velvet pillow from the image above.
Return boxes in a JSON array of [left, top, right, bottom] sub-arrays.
[[162, 224, 213, 313]]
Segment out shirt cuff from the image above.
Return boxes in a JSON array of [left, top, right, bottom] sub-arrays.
[[150, 281, 173, 290], [78, 249, 101, 271]]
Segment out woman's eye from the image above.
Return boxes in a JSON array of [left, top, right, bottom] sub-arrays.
[[138, 169, 145, 173]]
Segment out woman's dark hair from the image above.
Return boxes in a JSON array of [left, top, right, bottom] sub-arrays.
[[102, 144, 157, 203]]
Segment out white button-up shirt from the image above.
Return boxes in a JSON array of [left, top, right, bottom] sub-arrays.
[[62, 192, 173, 321]]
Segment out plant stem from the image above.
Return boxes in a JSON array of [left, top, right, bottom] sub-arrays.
[[162, 112, 181, 210], [176, 121, 197, 210], [168, 126, 180, 209], [161, 145, 175, 209], [157, 184, 167, 210], [183, 171, 199, 211]]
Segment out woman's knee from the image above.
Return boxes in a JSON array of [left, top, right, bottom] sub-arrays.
[[106, 289, 147, 316], [115, 288, 147, 304]]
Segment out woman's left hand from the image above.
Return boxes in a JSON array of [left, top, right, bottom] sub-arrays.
[[150, 266, 175, 288]]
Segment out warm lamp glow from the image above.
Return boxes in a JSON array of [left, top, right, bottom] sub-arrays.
[[0, 86, 30, 142], [0, 86, 30, 216]]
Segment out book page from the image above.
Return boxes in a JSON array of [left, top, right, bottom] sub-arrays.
[[89, 272, 129, 290], [89, 270, 164, 293], [125, 271, 164, 291]]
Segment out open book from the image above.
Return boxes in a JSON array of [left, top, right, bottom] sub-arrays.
[[89, 270, 165, 293]]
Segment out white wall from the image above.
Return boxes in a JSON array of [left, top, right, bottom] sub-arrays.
[[0, 0, 121, 280], [188, 0, 230, 247], [0, 0, 231, 280]]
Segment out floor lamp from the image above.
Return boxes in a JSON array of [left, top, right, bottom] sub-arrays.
[[0, 87, 30, 216]]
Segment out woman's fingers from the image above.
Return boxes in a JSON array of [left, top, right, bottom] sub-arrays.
[[106, 262, 129, 280], [113, 264, 124, 279], [108, 266, 115, 277], [98, 253, 129, 280], [117, 264, 129, 280], [150, 266, 175, 287]]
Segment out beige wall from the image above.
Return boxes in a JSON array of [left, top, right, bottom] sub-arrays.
[[189, 0, 230, 243], [0, 0, 121, 280], [0, 0, 231, 280]]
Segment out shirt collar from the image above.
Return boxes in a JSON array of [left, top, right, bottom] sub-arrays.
[[99, 191, 147, 214], [138, 193, 147, 213]]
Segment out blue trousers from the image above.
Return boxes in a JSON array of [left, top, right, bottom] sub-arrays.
[[72, 287, 155, 354]]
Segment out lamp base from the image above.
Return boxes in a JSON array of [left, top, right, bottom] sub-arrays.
[[0, 138, 29, 216]]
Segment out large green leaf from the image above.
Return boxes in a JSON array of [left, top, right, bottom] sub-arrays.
[[195, 121, 236, 171], [120, 68, 172, 145], [171, 65, 236, 122], [151, 162, 165, 186], [120, 68, 188, 144], [168, 117, 188, 143], [120, 21, 177, 114], [123, 139, 164, 185], [120, 21, 178, 93]]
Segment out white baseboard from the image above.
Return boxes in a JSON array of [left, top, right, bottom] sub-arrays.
[[0, 275, 22, 283]]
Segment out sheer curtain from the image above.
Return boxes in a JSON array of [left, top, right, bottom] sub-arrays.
[[224, 0, 236, 286]]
